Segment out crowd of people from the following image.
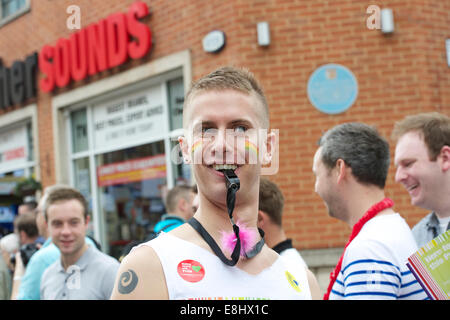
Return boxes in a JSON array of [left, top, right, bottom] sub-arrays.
[[0, 66, 448, 300]]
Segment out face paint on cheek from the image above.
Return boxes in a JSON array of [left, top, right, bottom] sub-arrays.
[[191, 139, 202, 154], [245, 140, 259, 165], [190, 139, 203, 165]]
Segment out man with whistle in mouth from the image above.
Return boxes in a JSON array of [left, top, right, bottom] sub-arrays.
[[111, 66, 320, 300]]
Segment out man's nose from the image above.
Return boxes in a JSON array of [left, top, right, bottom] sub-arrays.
[[61, 223, 71, 235], [210, 129, 235, 163], [395, 166, 407, 183]]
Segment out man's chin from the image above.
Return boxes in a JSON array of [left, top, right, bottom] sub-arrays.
[[410, 197, 428, 211]]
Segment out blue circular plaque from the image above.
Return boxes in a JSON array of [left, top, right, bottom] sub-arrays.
[[307, 64, 358, 115]]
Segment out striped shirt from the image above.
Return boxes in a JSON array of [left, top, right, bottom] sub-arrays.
[[329, 213, 427, 300]]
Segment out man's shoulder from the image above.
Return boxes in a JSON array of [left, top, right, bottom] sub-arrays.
[[154, 216, 184, 232], [41, 259, 60, 281], [412, 212, 434, 231], [121, 242, 158, 266], [29, 242, 59, 264], [111, 243, 168, 299], [411, 212, 436, 248], [357, 213, 416, 246], [88, 247, 120, 269], [21, 244, 59, 284]]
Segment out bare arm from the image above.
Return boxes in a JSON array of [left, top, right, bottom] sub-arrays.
[[110, 245, 168, 300], [306, 268, 322, 300], [10, 252, 25, 300]]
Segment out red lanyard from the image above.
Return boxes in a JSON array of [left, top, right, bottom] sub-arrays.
[[323, 198, 394, 300]]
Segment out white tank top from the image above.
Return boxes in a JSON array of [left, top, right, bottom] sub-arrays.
[[139, 232, 312, 300]]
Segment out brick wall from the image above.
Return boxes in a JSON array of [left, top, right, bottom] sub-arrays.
[[0, 0, 448, 250]]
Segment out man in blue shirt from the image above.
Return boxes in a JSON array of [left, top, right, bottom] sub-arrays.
[[153, 185, 196, 234]]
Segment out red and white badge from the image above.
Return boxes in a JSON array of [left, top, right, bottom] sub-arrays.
[[177, 260, 205, 283]]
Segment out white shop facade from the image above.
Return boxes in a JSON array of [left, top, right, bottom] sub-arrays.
[[52, 50, 193, 257]]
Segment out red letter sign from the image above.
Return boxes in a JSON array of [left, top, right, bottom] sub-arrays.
[[54, 38, 71, 88], [107, 13, 128, 68], [38, 45, 55, 93], [70, 29, 88, 81], [127, 1, 152, 59], [86, 19, 109, 75]]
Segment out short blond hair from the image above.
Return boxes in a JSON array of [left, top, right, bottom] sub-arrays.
[[164, 185, 194, 213], [392, 112, 450, 160], [183, 66, 269, 129]]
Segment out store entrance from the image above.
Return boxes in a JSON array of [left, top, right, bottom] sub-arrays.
[[96, 141, 167, 258], [0, 175, 22, 236]]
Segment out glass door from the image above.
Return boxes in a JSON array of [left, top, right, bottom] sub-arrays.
[[95, 141, 167, 258]]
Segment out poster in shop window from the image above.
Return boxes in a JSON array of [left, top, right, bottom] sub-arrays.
[[92, 84, 166, 149], [0, 124, 29, 173], [97, 155, 166, 187]]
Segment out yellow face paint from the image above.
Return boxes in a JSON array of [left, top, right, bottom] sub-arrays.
[[245, 140, 259, 164], [191, 139, 202, 155], [189, 137, 260, 165], [245, 140, 259, 155]]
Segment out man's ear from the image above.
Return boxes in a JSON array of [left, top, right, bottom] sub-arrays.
[[438, 145, 450, 172], [336, 159, 347, 184], [85, 214, 91, 226], [257, 210, 266, 228], [262, 130, 276, 165], [18, 230, 26, 244], [177, 197, 187, 213], [178, 136, 191, 164]]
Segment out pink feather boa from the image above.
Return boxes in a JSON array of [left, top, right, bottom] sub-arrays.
[[220, 221, 260, 257]]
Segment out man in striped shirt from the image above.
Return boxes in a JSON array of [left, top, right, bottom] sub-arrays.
[[313, 122, 427, 300]]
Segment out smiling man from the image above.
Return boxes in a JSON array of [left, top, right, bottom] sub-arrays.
[[111, 66, 318, 300], [314, 122, 426, 300], [393, 112, 450, 247], [40, 187, 119, 300]]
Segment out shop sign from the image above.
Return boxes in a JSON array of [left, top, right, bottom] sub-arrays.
[[0, 124, 28, 172], [39, 1, 152, 93], [0, 2, 153, 109], [97, 154, 166, 187], [0, 53, 38, 110], [0, 177, 22, 195], [92, 85, 165, 148]]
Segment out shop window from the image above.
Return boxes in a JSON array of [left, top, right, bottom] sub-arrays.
[[0, 167, 35, 233], [70, 108, 88, 153], [168, 77, 184, 131], [0, 0, 29, 26], [26, 122, 33, 161], [67, 73, 191, 258], [95, 141, 167, 258], [0, 122, 35, 177], [73, 157, 91, 205], [170, 139, 191, 185]]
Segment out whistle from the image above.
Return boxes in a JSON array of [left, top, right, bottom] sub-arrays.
[[222, 169, 240, 191]]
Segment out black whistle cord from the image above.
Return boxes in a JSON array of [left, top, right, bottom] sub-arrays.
[[188, 169, 265, 266], [187, 218, 241, 266]]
